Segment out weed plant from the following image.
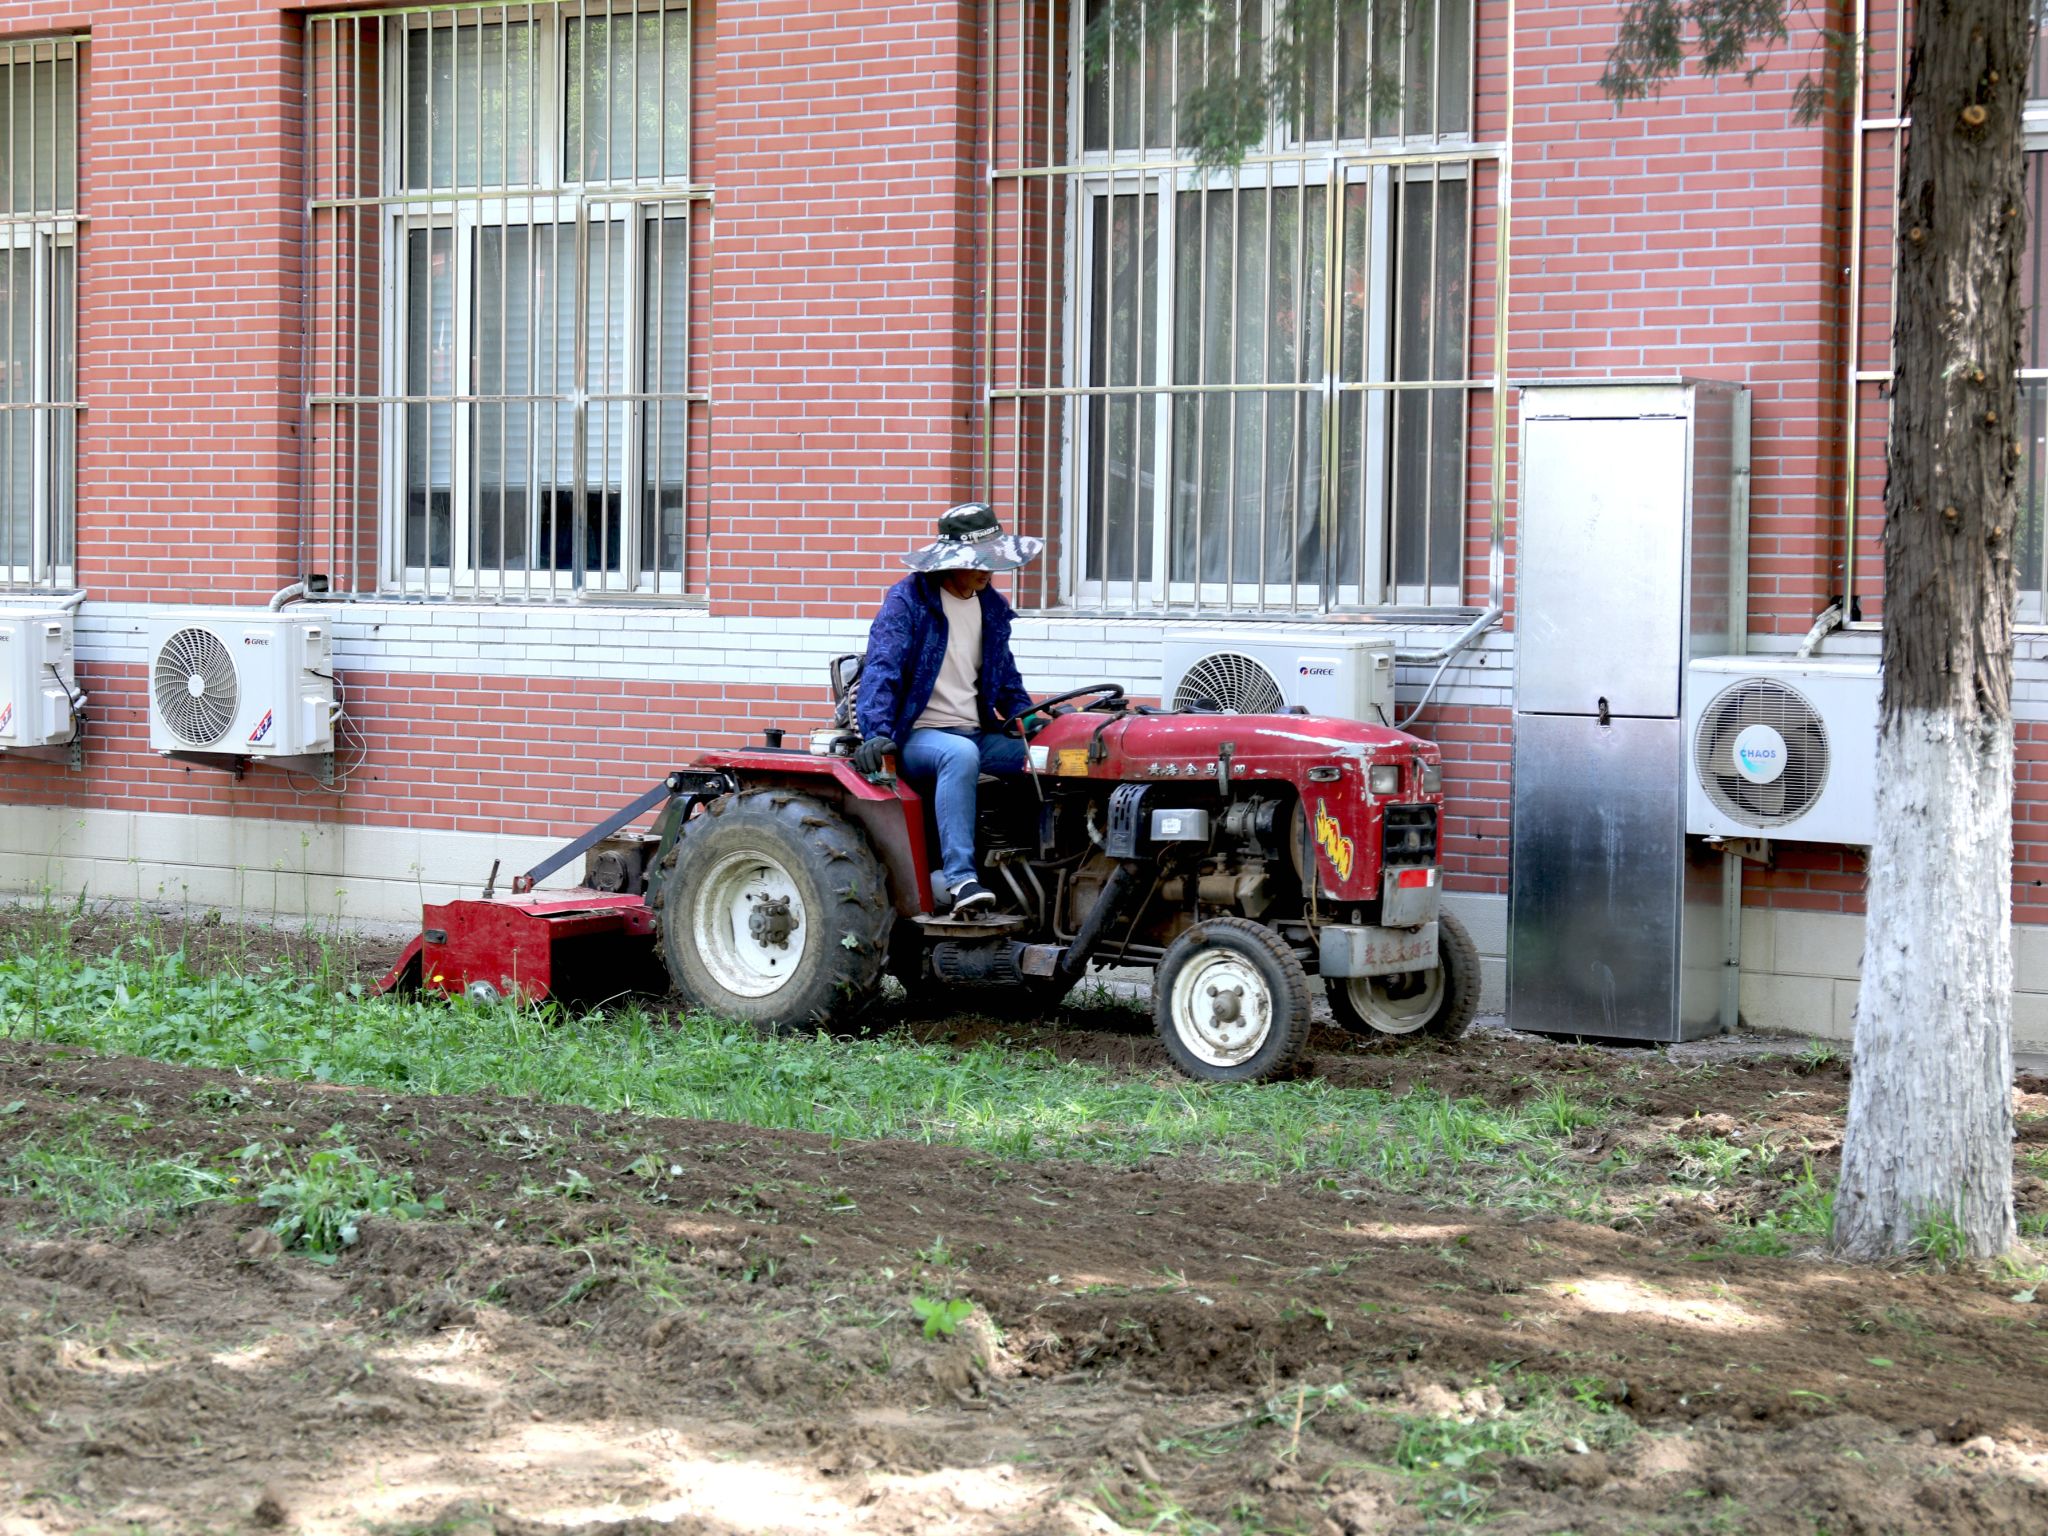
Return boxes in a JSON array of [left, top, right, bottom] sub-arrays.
[[0, 1115, 437, 1250], [251, 1135, 444, 1260]]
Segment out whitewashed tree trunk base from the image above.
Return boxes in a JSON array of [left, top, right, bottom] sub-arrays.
[[1835, 709, 2017, 1260]]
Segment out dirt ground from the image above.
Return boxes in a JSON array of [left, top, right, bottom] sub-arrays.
[[4, 910, 2048, 1533]]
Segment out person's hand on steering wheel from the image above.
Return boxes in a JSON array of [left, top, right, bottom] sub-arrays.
[[1010, 706, 1067, 738]]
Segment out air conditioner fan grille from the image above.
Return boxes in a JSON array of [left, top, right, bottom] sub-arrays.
[[1173, 651, 1286, 715], [1693, 678, 1830, 829], [152, 626, 240, 749]]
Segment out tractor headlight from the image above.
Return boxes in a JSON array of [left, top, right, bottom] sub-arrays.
[[1420, 762, 1442, 795], [1368, 764, 1402, 796]]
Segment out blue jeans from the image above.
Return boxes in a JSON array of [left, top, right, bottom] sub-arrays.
[[900, 727, 1028, 892]]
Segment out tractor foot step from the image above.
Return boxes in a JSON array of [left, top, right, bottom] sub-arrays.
[[914, 912, 1027, 941]]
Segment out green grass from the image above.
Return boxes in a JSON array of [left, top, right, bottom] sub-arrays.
[[1154, 1371, 1634, 1528], [0, 939, 1618, 1213], [0, 1113, 437, 1250], [1, 1126, 240, 1232]]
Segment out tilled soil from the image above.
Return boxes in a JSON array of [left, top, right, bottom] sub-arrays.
[[2, 1032, 2047, 1535]]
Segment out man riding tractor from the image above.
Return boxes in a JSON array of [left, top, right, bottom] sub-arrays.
[[852, 502, 1045, 915]]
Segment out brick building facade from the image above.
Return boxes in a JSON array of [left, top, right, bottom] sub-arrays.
[[2, 0, 2044, 1047]]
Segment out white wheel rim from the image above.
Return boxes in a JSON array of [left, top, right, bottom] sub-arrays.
[[1342, 966, 1444, 1036], [691, 849, 809, 999], [1168, 950, 1275, 1068]]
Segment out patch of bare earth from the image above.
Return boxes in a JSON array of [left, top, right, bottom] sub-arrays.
[[0, 1036, 2045, 1535]]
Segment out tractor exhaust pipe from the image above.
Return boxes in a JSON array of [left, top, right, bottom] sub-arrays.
[[1051, 859, 1143, 989]]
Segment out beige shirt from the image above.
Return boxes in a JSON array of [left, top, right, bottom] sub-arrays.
[[911, 587, 984, 731]]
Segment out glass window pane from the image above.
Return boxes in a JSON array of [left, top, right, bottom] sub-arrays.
[[567, 11, 690, 183], [642, 215, 690, 578], [1085, 193, 1158, 582], [2019, 380, 2048, 602], [51, 240, 71, 569], [474, 225, 539, 571], [404, 21, 535, 191], [0, 248, 24, 567], [1438, 0, 1472, 135], [1170, 185, 1326, 588], [1082, 0, 1175, 152], [2032, 0, 2048, 102], [0, 48, 76, 215], [405, 227, 454, 570], [1390, 173, 1466, 595], [2026, 149, 2048, 371]]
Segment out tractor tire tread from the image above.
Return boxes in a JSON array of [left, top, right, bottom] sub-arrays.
[[659, 788, 893, 1036], [1327, 908, 1480, 1043], [1154, 916, 1315, 1085]]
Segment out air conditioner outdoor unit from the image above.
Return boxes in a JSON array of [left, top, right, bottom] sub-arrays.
[[145, 610, 336, 759], [1162, 630, 1397, 722], [0, 607, 80, 749], [1686, 655, 1879, 845]]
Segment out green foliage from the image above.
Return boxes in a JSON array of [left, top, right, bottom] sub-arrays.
[[1082, 0, 1407, 167], [252, 1135, 441, 1261], [1699, 1156, 1835, 1257], [1798, 1038, 1844, 1072], [3, 1129, 238, 1233], [1907, 1210, 1972, 1270], [1601, 0, 1856, 127], [0, 943, 1623, 1213], [910, 1294, 975, 1339]]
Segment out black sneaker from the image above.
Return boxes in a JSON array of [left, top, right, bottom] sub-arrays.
[[948, 878, 997, 914]]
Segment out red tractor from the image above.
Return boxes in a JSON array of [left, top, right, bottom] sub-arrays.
[[382, 663, 1477, 1083]]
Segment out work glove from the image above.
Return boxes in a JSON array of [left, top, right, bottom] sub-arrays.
[[1015, 707, 1065, 738], [852, 735, 896, 776]]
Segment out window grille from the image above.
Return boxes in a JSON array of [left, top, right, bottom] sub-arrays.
[[306, 3, 706, 601], [1848, 0, 2048, 623], [984, 0, 1503, 615], [0, 37, 80, 593]]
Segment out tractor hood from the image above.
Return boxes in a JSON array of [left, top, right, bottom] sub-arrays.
[[1024, 709, 1433, 785]]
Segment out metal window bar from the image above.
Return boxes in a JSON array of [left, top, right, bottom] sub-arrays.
[[0, 36, 81, 594], [983, 0, 1504, 616], [304, 1, 707, 603]]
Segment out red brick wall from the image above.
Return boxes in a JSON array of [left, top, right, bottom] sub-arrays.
[[45, 0, 306, 603], [1405, 702, 1513, 895], [0, 661, 818, 836], [1508, 0, 1848, 639], [705, 0, 982, 620]]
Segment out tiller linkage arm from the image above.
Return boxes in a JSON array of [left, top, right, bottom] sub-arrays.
[[508, 768, 733, 895]]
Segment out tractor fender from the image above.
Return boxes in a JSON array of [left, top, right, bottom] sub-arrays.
[[686, 747, 933, 916]]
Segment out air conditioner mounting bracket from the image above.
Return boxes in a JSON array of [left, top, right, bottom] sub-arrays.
[[159, 749, 335, 787]]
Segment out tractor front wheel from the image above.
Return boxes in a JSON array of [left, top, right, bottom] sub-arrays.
[[1153, 917, 1315, 1084], [1327, 908, 1480, 1043], [657, 789, 892, 1034]]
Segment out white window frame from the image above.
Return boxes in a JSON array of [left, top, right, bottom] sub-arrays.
[[1060, 0, 1477, 614], [374, 6, 694, 599], [2018, 100, 2048, 625], [0, 37, 79, 593]]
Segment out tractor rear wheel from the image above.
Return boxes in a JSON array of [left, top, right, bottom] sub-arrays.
[[656, 789, 892, 1034], [1153, 917, 1315, 1084], [1327, 908, 1480, 1043]]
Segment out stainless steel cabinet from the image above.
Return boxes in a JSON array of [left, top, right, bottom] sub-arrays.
[[1507, 380, 1747, 1043]]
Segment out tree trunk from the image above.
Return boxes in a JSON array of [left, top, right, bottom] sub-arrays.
[[1833, 0, 2032, 1261]]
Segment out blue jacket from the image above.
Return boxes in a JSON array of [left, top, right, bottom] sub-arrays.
[[857, 575, 1033, 743]]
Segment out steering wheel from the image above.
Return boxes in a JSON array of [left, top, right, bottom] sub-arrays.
[[1026, 683, 1126, 716]]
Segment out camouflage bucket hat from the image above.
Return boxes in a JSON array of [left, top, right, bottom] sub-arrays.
[[903, 502, 1045, 574]]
